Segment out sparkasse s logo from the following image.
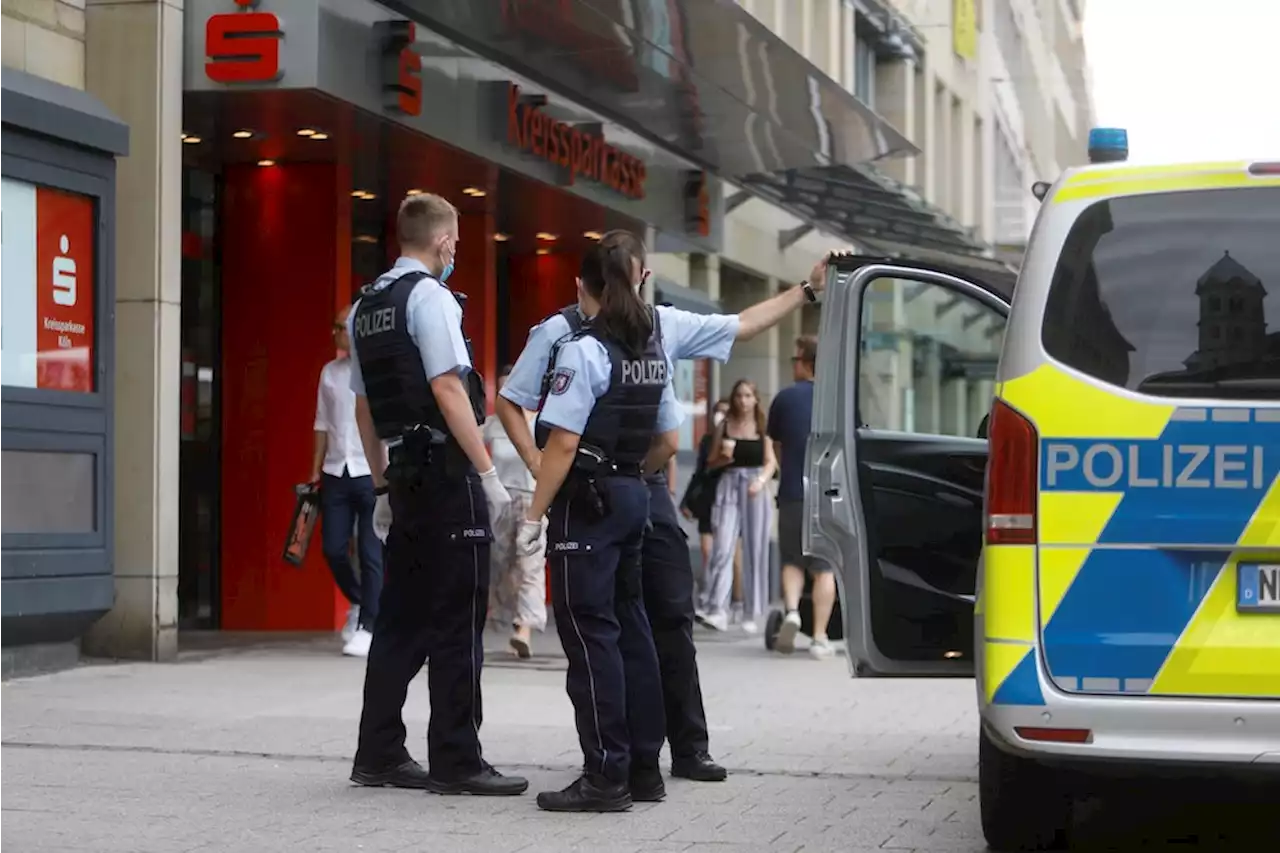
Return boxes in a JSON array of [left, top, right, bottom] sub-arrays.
[[205, 0, 284, 84]]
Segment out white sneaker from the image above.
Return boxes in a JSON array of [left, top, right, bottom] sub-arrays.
[[774, 610, 802, 654], [809, 636, 835, 660], [704, 611, 729, 632], [342, 628, 372, 658], [741, 620, 759, 635], [341, 605, 360, 643]]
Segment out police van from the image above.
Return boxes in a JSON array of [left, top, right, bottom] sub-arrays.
[[806, 130, 1280, 851]]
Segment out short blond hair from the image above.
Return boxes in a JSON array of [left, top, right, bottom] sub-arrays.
[[397, 192, 457, 250]]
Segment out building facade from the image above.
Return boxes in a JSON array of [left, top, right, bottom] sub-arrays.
[[701, 0, 1095, 438], [2, 0, 1095, 666], [2, 0, 140, 676]]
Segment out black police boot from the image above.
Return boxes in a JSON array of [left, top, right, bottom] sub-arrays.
[[536, 773, 632, 812], [425, 761, 529, 796], [629, 757, 666, 803], [671, 751, 728, 782], [350, 758, 434, 789]]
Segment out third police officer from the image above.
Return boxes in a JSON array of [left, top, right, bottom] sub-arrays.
[[346, 192, 527, 796]]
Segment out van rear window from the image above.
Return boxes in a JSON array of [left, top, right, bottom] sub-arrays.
[[1041, 186, 1280, 400]]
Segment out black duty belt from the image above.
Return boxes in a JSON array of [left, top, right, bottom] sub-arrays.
[[602, 460, 645, 478]]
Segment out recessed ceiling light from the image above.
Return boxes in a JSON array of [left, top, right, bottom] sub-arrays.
[[493, 232, 510, 242], [309, 132, 329, 141], [407, 188, 424, 196], [257, 159, 276, 167], [536, 248, 551, 256], [182, 134, 201, 144], [233, 129, 253, 139], [583, 230, 603, 240], [351, 190, 375, 200], [536, 232, 558, 241], [353, 234, 378, 244], [297, 128, 316, 137], [463, 187, 486, 197]]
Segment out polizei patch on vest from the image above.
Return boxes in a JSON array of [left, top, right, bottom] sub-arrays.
[[621, 359, 667, 384], [550, 367, 575, 395], [354, 306, 396, 338], [461, 528, 488, 540]]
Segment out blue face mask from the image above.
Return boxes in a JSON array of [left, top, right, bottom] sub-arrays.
[[439, 239, 456, 283]]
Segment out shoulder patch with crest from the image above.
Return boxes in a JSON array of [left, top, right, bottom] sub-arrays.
[[550, 367, 576, 395]]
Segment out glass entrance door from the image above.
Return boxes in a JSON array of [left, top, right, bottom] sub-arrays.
[[179, 168, 222, 628]]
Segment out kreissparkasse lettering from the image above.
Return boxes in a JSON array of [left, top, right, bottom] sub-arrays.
[[506, 83, 647, 201]]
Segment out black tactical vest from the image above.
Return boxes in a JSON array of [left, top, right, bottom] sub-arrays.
[[536, 310, 667, 466], [352, 270, 485, 440]]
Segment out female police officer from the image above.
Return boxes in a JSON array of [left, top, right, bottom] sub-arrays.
[[513, 232, 676, 812], [498, 233, 831, 784]]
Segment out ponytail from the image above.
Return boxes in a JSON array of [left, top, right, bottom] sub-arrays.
[[582, 231, 652, 355]]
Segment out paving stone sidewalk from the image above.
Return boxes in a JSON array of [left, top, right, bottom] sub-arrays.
[[3, 630, 1274, 852]]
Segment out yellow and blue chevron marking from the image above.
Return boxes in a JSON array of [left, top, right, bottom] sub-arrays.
[[984, 364, 1280, 704]]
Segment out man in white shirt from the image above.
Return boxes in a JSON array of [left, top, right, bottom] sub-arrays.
[[310, 305, 381, 658]]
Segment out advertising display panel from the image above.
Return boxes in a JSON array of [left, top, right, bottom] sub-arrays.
[[1, 178, 97, 394]]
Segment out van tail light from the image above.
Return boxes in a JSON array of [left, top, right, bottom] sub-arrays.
[[986, 399, 1038, 545]]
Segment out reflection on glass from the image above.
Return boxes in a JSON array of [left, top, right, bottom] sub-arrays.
[[858, 278, 1006, 438], [1042, 186, 1280, 400]]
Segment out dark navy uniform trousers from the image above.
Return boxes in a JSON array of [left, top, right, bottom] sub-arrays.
[[643, 476, 711, 758], [354, 461, 491, 781], [548, 475, 665, 784]]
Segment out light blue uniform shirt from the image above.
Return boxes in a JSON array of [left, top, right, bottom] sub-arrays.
[[347, 257, 473, 396], [500, 305, 740, 433]]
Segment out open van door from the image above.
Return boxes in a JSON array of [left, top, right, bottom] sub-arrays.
[[805, 256, 1012, 677]]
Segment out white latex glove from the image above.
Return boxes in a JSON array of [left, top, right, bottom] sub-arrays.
[[478, 468, 512, 532], [515, 518, 544, 557], [373, 493, 392, 543]]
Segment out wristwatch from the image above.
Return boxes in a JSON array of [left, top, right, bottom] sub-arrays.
[[374, 484, 389, 496], [801, 281, 818, 303]]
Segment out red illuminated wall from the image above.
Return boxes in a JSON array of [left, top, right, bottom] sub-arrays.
[[219, 163, 351, 631], [506, 252, 580, 360]]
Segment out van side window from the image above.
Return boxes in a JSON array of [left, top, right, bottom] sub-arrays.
[[1041, 186, 1280, 400], [858, 279, 1006, 438]]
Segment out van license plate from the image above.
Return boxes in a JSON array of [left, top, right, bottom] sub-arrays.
[[1237, 564, 1280, 613]]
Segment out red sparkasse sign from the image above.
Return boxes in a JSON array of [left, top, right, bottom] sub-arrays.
[[35, 187, 95, 393], [205, 0, 283, 84], [506, 83, 647, 200]]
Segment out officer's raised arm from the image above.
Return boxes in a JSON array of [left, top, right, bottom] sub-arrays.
[[655, 254, 832, 364]]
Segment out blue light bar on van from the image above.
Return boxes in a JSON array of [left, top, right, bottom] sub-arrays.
[[1087, 128, 1129, 164]]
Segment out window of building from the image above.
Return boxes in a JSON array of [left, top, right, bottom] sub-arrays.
[[854, 36, 876, 106], [1041, 187, 1280, 399]]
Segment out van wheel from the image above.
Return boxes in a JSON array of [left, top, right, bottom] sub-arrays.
[[979, 728, 1071, 851]]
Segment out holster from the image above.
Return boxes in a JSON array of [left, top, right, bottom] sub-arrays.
[[392, 425, 469, 489], [569, 443, 612, 523]]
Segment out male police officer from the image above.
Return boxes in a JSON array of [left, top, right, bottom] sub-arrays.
[[346, 192, 527, 796], [498, 232, 830, 782]]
